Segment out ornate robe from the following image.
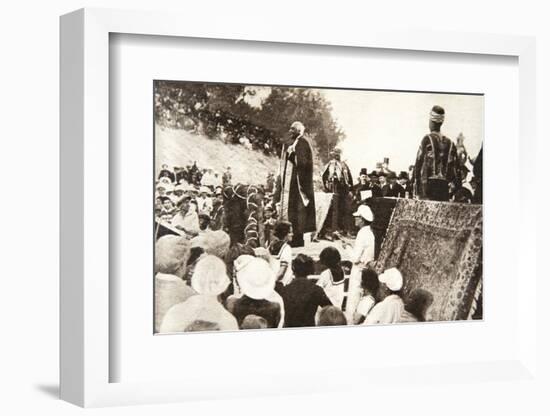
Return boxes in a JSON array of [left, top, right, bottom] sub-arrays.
[[413, 132, 459, 201]]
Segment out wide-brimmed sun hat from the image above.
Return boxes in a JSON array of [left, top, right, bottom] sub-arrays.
[[191, 255, 230, 296], [191, 230, 231, 259], [155, 235, 191, 276], [235, 255, 276, 300]]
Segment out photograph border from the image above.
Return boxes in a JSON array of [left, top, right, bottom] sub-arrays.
[[60, 7, 537, 407]]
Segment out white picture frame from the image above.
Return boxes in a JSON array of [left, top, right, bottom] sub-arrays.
[[60, 7, 538, 407]]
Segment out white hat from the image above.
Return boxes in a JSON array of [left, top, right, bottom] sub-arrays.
[[191, 230, 231, 259], [191, 255, 230, 296], [379, 267, 403, 291], [235, 256, 275, 300], [155, 235, 191, 276], [352, 205, 374, 222], [159, 176, 172, 185], [174, 184, 186, 193], [199, 186, 211, 195]]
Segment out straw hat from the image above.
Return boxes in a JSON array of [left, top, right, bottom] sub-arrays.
[[191, 230, 231, 259], [191, 255, 230, 296], [155, 235, 191, 276], [235, 256, 276, 300]]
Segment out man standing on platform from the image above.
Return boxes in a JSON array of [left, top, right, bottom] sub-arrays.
[[413, 105, 459, 201], [321, 149, 354, 238], [382, 172, 406, 198], [274, 121, 316, 247]]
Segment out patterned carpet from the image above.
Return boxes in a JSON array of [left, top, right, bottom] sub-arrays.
[[374, 199, 483, 321]]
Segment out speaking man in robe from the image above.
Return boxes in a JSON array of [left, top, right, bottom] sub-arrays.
[[274, 121, 316, 247], [413, 105, 460, 201]]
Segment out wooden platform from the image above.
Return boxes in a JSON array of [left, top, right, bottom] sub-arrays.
[[292, 233, 352, 261]]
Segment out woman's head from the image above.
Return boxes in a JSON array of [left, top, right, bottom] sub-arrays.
[[292, 254, 315, 278], [405, 289, 434, 322], [235, 256, 276, 300], [274, 221, 293, 242], [198, 213, 211, 230], [378, 267, 404, 296], [191, 230, 231, 259], [361, 268, 380, 295], [162, 198, 174, 210], [352, 205, 373, 228], [317, 306, 347, 326], [241, 314, 268, 330], [155, 235, 191, 278], [191, 255, 230, 296], [319, 246, 342, 269], [184, 320, 220, 332]]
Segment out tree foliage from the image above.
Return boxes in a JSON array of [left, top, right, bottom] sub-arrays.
[[155, 81, 345, 163]]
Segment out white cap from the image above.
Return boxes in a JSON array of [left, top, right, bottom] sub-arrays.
[[379, 267, 403, 291], [352, 205, 374, 222]]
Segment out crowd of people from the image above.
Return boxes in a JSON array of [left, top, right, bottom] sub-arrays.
[[155, 206, 434, 333], [155, 90, 282, 156], [155, 161, 279, 239], [154, 104, 482, 333]]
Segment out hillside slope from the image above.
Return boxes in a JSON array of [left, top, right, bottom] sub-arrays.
[[155, 125, 279, 185]]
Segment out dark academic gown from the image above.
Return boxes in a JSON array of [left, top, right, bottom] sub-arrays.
[[274, 136, 316, 236]]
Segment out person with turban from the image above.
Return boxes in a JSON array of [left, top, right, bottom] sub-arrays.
[[413, 105, 460, 201]]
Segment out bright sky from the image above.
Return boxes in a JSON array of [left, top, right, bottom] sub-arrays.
[[321, 89, 484, 176]]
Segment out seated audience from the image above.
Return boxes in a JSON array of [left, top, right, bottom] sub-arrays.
[[317, 246, 350, 314], [171, 195, 200, 238], [241, 314, 269, 330], [364, 267, 405, 325], [399, 289, 434, 323], [353, 268, 380, 324], [154, 235, 195, 332], [317, 306, 347, 326], [227, 256, 282, 328], [160, 255, 238, 333], [280, 254, 332, 328], [268, 221, 294, 286]]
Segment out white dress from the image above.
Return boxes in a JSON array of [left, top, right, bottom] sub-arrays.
[[344, 225, 375, 322], [316, 269, 350, 314], [364, 294, 404, 325], [271, 242, 294, 286]]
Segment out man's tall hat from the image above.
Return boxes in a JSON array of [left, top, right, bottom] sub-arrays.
[[359, 168, 368, 176], [398, 171, 410, 180]]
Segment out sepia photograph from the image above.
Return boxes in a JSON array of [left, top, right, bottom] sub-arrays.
[[153, 80, 483, 334]]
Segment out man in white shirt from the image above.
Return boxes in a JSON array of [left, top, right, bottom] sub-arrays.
[[196, 186, 213, 216], [341, 205, 376, 322], [364, 267, 405, 325], [171, 195, 200, 238]]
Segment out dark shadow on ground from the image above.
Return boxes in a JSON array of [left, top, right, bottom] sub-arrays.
[[34, 384, 59, 399]]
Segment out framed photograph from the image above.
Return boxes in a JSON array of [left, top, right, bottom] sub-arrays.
[[60, 8, 537, 407]]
